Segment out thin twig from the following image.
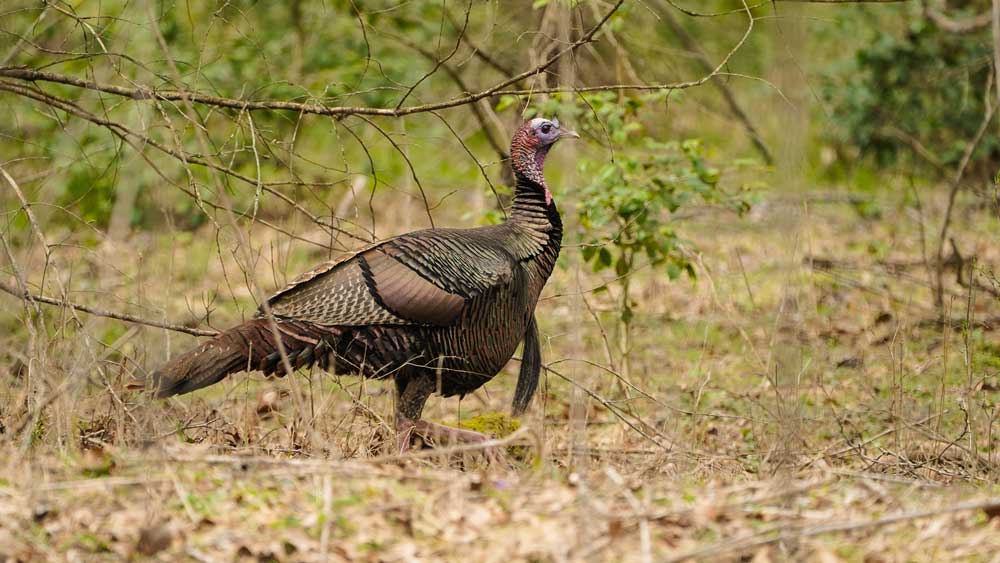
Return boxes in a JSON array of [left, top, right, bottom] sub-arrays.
[[0, 279, 219, 337], [934, 69, 997, 308], [0, 0, 627, 118], [657, 1, 773, 163]]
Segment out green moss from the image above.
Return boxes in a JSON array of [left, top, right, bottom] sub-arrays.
[[29, 415, 47, 447], [79, 457, 114, 478], [270, 514, 302, 530], [457, 412, 521, 438], [75, 532, 112, 553], [976, 341, 1000, 371], [456, 413, 530, 461]]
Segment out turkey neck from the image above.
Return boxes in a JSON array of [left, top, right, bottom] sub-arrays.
[[508, 143, 563, 248]]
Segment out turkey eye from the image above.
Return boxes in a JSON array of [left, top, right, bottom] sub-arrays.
[[541, 124, 551, 134]]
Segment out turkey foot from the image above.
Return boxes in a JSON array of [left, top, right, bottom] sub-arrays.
[[395, 417, 502, 463]]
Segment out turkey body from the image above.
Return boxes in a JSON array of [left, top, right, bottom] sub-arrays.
[[322, 223, 560, 398], [147, 118, 574, 446], [261, 217, 562, 410]]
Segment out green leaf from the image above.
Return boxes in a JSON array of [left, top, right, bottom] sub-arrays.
[[615, 256, 629, 277], [495, 95, 518, 113], [699, 167, 720, 185], [666, 261, 682, 280], [596, 247, 613, 271], [685, 262, 697, 278]]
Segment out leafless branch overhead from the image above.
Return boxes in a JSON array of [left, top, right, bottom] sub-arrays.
[[0, 1, 627, 120]]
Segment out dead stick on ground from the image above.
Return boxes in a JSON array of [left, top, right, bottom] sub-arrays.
[[800, 410, 946, 469], [165, 427, 532, 466], [665, 498, 1000, 563]]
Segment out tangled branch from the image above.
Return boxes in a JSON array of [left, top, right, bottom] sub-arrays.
[[0, 0, 628, 119]]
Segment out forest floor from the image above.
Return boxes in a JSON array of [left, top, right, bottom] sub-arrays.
[[3, 184, 1000, 561]]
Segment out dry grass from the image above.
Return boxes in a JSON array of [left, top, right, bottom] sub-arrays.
[[4, 184, 1000, 561]]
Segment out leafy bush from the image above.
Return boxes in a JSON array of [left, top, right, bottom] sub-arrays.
[[824, 15, 999, 181], [572, 93, 752, 312], [577, 137, 747, 289]]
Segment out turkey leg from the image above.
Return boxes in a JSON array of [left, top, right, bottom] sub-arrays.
[[395, 375, 495, 457]]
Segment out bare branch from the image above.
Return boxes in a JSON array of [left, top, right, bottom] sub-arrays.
[[0, 79, 366, 245], [0, 0, 626, 119], [776, 0, 909, 2], [393, 1, 473, 110], [0, 278, 218, 337], [657, 1, 773, 164], [661, 0, 907, 18], [934, 72, 997, 308], [925, 2, 991, 34]]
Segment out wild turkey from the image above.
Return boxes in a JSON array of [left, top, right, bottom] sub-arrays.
[[146, 117, 576, 452]]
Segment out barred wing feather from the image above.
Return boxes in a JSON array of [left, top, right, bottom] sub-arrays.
[[261, 230, 515, 327]]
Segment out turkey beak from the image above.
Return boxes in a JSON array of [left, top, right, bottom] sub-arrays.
[[560, 129, 580, 140]]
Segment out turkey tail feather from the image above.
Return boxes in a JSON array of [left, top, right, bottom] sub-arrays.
[[512, 315, 541, 416], [148, 319, 330, 398]]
